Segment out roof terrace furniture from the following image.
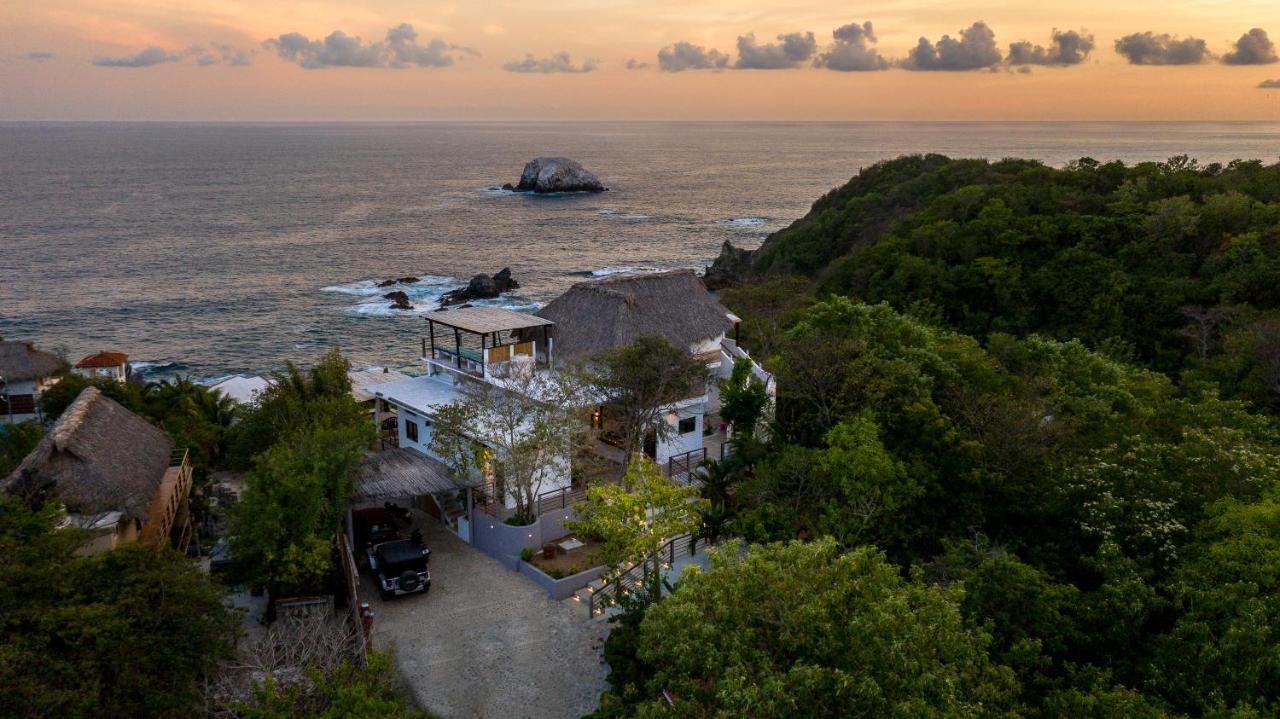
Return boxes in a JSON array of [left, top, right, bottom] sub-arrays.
[[421, 306, 555, 378]]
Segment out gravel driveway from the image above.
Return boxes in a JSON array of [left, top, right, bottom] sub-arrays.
[[364, 518, 609, 719]]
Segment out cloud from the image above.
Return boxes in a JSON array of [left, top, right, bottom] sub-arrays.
[[1114, 32, 1211, 65], [1223, 28, 1278, 65], [734, 31, 816, 70], [902, 21, 1002, 71], [503, 52, 596, 73], [814, 21, 889, 71], [1007, 29, 1095, 66], [26, 51, 55, 62], [625, 58, 649, 70], [265, 23, 468, 69], [189, 43, 253, 67], [92, 46, 182, 68], [657, 41, 729, 72], [1259, 79, 1280, 88]]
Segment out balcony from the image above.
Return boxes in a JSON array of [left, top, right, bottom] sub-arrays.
[[140, 448, 193, 550]]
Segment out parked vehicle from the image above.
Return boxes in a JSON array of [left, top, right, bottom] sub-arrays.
[[368, 539, 431, 599], [352, 507, 400, 554], [208, 537, 233, 573]]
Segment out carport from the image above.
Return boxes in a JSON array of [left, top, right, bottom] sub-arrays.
[[347, 447, 482, 545]]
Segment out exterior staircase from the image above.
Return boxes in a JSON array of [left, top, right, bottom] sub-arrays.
[[433, 491, 467, 530], [572, 533, 705, 619]]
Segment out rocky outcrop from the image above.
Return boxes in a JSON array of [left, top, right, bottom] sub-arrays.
[[384, 290, 413, 310], [440, 267, 520, 306], [703, 241, 755, 290], [513, 157, 606, 194], [377, 276, 420, 288]]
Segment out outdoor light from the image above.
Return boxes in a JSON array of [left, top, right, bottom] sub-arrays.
[[666, 409, 678, 423]]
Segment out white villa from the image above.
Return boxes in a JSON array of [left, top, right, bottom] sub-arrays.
[[73, 350, 130, 383], [357, 270, 774, 551], [0, 340, 67, 424]]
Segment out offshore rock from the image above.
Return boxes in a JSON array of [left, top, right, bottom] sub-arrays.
[[384, 290, 413, 310], [703, 241, 754, 290], [513, 157, 606, 193], [440, 267, 520, 306]]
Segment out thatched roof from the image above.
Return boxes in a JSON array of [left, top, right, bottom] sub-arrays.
[[423, 306, 553, 335], [353, 447, 481, 502], [0, 340, 66, 382], [4, 387, 175, 520], [534, 270, 734, 359]]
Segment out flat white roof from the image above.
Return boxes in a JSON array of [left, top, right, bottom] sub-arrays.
[[208, 375, 272, 405], [349, 367, 412, 403], [367, 374, 466, 415]]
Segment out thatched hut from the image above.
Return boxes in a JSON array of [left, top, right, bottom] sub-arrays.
[[533, 270, 737, 362], [0, 339, 67, 421], [4, 387, 193, 553]]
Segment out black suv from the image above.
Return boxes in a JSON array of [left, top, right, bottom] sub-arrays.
[[368, 539, 431, 599]]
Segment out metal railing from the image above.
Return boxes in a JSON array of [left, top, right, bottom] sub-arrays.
[[666, 447, 706, 481], [587, 533, 699, 617], [535, 484, 587, 516]]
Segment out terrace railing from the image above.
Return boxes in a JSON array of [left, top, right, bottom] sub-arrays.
[[665, 448, 706, 482], [587, 533, 700, 618]]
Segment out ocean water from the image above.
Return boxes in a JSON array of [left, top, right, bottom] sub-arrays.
[[3, 121, 1279, 380]]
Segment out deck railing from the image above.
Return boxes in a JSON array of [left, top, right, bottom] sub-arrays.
[[588, 533, 700, 617], [665, 448, 706, 482]]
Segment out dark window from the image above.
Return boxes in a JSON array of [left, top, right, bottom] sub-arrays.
[[405, 420, 419, 442], [678, 416, 697, 435]]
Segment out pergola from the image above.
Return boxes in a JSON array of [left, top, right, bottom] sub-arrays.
[[422, 306, 555, 377]]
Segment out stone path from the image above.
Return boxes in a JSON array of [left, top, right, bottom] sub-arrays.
[[365, 519, 609, 719]]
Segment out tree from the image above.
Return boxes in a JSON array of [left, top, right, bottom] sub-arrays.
[[0, 420, 43, 477], [430, 367, 592, 524], [717, 357, 769, 438], [230, 397, 374, 595], [594, 336, 708, 462], [627, 540, 1019, 718], [569, 456, 705, 602], [0, 495, 238, 718]]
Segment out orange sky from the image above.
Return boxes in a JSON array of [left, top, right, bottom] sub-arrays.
[[3, 0, 1280, 120]]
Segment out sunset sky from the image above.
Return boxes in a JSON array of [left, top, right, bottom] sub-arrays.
[[4, 0, 1280, 120]]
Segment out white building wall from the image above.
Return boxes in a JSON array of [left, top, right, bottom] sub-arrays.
[[2, 378, 41, 423], [654, 397, 705, 465]]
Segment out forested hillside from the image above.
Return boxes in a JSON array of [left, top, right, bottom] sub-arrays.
[[596, 156, 1280, 717], [718, 154, 1280, 408]]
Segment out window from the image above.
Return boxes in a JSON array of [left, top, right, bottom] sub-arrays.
[[405, 420, 419, 442], [678, 416, 697, 435]]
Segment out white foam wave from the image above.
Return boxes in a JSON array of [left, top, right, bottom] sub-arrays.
[[715, 217, 767, 227], [589, 266, 665, 277], [321, 274, 454, 297], [596, 208, 652, 221]]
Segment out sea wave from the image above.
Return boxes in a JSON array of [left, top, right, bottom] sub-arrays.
[[596, 208, 652, 220], [320, 274, 454, 297], [715, 217, 768, 227], [324, 274, 541, 317], [587, 266, 665, 277]]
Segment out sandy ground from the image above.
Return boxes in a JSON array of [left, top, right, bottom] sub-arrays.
[[364, 519, 610, 719]]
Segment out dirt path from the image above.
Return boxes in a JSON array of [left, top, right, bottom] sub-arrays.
[[364, 519, 609, 719]]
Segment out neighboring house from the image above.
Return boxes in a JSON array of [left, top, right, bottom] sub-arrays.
[[73, 350, 130, 382], [3, 387, 194, 555], [0, 339, 67, 424], [207, 374, 272, 405]]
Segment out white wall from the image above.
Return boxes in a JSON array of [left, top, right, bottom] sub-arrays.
[[396, 408, 437, 459], [654, 398, 705, 465]]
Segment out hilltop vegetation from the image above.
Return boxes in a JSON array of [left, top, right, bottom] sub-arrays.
[[596, 156, 1280, 717], [724, 154, 1280, 408]]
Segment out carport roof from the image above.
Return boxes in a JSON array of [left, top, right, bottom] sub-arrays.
[[352, 447, 481, 502]]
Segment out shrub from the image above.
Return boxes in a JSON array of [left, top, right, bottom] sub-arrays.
[[520, 547, 534, 562]]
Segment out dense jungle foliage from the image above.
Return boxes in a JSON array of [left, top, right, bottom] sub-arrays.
[[595, 156, 1280, 718]]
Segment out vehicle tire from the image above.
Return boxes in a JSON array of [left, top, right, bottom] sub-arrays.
[[398, 569, 420, 592]]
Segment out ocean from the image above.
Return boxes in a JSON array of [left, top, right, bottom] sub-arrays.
[[3, 121, 1279, 381]]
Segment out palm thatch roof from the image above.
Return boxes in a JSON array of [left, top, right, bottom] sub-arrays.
[[0, 340, 67, 382], [534, 270, 735, 360], [353, 447, 481, 502], [4, 387, 174, 520]]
